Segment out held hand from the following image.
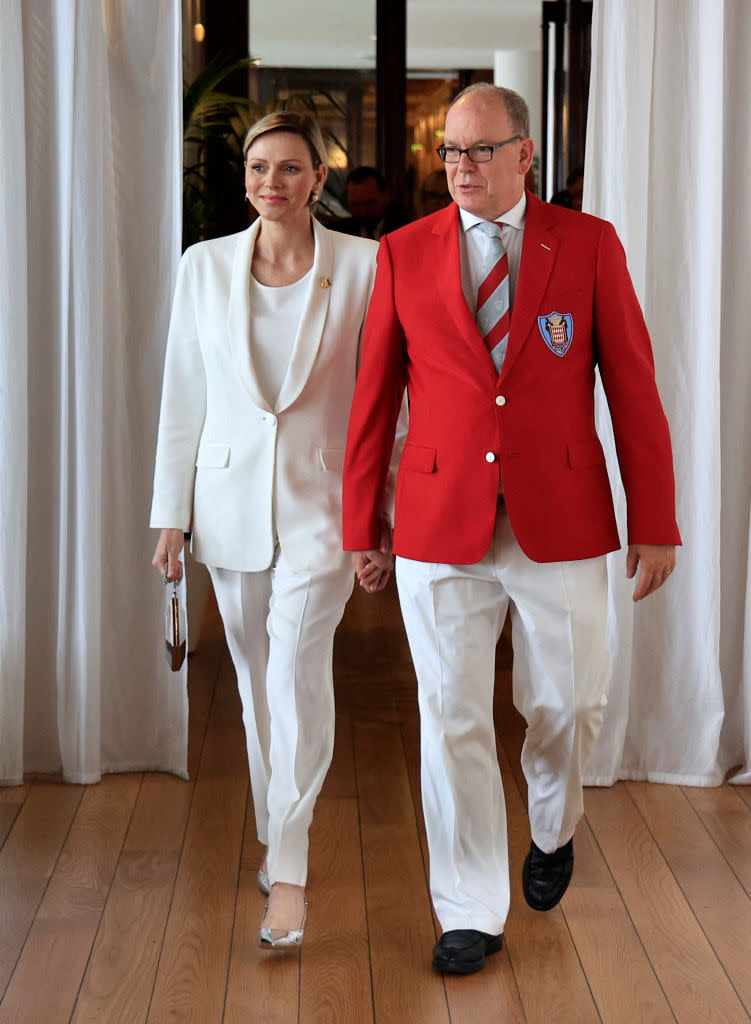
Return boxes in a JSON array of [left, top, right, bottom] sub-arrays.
[[351, 518, 394, 593], [626, 544, 675, 602], [152, 528, 184, 582]]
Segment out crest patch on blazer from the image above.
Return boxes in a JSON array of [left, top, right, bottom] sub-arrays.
[[538, 312, 574, 357]]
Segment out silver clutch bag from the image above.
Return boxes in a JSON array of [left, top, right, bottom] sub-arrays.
[[164, 571, 186, 671]]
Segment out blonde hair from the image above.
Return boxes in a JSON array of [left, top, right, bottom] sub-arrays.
[[243, 111, 327, 170]]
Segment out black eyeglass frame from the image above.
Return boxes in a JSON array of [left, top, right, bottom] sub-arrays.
[[436, 135, 523, 163]]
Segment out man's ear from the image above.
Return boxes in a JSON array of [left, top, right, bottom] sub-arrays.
[[519, 137, 535, 175]]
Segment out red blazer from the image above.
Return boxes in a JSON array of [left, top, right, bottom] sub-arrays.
[[343, 193, 681, 564]]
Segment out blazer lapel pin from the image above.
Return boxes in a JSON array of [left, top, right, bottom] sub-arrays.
[[319, 276, 331, 288]]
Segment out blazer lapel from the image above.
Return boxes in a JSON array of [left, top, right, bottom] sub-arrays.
[[227, 219, 273, 412], [501, 193, 558, 381], [433, 205, 498, 377], [275, 217, 334, 413]]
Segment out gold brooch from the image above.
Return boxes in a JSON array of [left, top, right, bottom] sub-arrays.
[[319, 276, 331, 289]]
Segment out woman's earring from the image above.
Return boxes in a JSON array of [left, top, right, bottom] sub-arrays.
[[245, 192, 250, 201], [311, 191, 320, 202]]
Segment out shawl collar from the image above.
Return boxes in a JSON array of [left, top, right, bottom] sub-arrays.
[[226, 216, 335, 412], [276, 217, 334, 412]]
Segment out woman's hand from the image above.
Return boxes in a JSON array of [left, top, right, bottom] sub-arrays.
[[351, 517, 394, 593], [152, 528, 185, 581]]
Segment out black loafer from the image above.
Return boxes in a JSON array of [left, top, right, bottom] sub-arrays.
[[432, 929, 503, 974], [522, 837, 574, 911]]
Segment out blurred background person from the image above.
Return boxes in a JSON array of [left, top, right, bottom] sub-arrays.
[[329, 165, 411, 239], [549, 165, 584, 210], [418, 168, 452, 217]]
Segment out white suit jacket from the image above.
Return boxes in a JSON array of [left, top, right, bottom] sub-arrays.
[[150, 216, 393, 573]]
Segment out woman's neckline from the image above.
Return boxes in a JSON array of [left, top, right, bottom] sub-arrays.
[[250, 265, 313, 290]]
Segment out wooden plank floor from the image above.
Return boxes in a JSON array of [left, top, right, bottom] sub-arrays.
[[1, 581, 750, 1023]]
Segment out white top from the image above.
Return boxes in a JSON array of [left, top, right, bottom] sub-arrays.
[[458, 192, 527, 315], [249, 268, 312, 407]]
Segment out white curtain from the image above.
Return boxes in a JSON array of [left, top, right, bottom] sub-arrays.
[[584, 0, 751, 785], [0, 0, 187, 784]]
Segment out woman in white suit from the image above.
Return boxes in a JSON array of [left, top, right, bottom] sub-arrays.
[[151, 112, 397, 948]]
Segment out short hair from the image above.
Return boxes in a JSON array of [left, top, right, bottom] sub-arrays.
[[243, 111, 327, 170], [448, 83, 530, 140], [346, 166, 387, 191]]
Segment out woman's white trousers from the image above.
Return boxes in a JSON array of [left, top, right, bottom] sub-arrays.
[[209, 553, 353, 887]]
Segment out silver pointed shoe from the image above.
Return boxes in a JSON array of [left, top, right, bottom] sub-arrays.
[[257, 866, 271, 896], [259, 901, 307, 949]]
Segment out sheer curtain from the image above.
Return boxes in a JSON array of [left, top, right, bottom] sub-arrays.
[[0, 0, 186, 784], [584, 0, 751, 785]]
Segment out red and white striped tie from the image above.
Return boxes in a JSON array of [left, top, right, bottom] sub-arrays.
[[476, 221, 509, 373]]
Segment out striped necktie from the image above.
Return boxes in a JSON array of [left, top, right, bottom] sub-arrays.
[[475, 220, 509, 373]]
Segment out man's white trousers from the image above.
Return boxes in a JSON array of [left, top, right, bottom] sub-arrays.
[[209, 553, 353, 887], [395, 507, 611, 934]]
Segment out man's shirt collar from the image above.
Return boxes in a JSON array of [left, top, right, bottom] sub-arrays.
[[458, 191, 527, 233]]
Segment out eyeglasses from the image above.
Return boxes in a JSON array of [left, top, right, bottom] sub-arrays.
[[436, 135, 522, 163]]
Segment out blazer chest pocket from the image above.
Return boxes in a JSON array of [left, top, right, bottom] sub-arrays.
[[196, 443, 230, 468], [319, 448, 345, 472], [400, 443, 437, 474]]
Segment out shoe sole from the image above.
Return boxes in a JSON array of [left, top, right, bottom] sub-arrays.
[[432, 934, 504, 974], [259, 936, 303, 949]]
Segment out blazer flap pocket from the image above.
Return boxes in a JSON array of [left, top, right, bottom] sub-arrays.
[[567, 439, 605, 469], [319, 447, 345, 472], [196, 442, 230, 468], [401, 443, 437, 474]]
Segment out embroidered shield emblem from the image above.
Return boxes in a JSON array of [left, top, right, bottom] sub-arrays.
[[537, 311, 574, 357]]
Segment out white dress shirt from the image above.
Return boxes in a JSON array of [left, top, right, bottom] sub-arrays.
[[458, 191, 527, 316]]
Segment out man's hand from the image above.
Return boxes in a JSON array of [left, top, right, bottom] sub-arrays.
[[351, 518, 394, 593], [626, 544, 675, 602]]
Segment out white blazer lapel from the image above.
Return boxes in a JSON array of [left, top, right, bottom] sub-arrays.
[[227, 219, 273, 412], [275, 218, 334, 413]]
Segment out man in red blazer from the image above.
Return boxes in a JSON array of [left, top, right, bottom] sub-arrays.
[[343, 84, 680, 975]]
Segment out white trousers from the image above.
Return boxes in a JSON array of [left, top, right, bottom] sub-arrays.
[[209, 553, 353, 887], [395, 507, 611, 934]]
